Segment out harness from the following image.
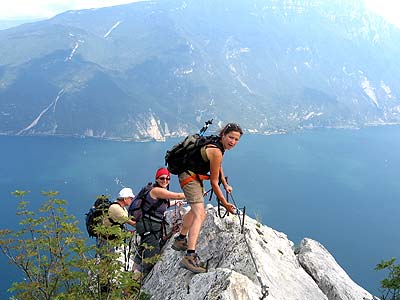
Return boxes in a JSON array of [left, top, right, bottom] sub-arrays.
[[137, 194, 168, 240], [138, 199, 183, 243], [179, 172, 210, 188], [137, 212, 182, 251], [139, 214, 167, 239]]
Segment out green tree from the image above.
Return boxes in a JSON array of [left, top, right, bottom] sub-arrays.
[[0, 191, 146, 300], [375, 258, 400, 300]]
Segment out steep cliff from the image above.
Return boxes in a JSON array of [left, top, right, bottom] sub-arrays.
[[141, 205, 375, 300]]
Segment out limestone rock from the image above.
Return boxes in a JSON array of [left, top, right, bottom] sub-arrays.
[[297, 238, 374, 300], [139, 205, 375, 300]]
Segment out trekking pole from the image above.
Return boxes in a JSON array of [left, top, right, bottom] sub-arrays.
[[199, 119, 213, 136]]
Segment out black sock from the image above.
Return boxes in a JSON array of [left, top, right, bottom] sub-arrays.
[[186, 249, 195, 255], [177, 234, 187, 240]]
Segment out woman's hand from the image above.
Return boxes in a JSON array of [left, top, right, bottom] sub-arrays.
[[224, 203, 236, 214], [175, 200, 187, 207], [224, 184, 233, 193]]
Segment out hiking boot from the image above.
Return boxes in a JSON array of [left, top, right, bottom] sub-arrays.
[[180, 253, 206, 273], [171, 236, 188, 251]]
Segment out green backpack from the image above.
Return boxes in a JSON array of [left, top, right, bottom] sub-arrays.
[[164, 134, 222, 175]]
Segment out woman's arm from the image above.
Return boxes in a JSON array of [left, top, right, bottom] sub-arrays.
[[219, 166, 232, 193], [207, 148, 236, 213], [150, 187, 185, 201]]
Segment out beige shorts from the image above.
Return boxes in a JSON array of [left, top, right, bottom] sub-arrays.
[[178, 172, 205, 204]]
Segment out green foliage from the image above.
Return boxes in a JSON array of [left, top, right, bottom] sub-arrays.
[[140, 243, 160, 267], [375, 257, 400, 300], [0, 191, 147, 300]]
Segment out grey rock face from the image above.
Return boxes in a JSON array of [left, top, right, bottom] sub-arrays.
[[141, 205, 374, 300], [297, 238, 373, 300]]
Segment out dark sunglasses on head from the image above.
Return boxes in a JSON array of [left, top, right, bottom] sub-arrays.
[[158, 176, 170, 181]]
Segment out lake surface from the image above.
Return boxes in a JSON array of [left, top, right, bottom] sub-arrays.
[[1, 126, 399, 297]]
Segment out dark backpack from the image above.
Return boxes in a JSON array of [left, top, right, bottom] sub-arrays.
[[85, 195, 120, 238], [164, 134, 221, 175], [128, 183, 166, 221]]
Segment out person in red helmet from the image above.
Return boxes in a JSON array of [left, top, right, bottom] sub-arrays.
[[133, 167, 186, 276]]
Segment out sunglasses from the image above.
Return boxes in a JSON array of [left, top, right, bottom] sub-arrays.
[[158, 176, 170, 181]]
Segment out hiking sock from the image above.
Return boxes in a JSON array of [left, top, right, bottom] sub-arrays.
[[177, 234, 187, 240]]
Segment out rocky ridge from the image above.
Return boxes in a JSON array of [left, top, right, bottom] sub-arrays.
[[141, 205, 375, 300]]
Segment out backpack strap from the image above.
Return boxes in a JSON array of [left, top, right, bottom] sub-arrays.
[[205, 143, 221, 150], [207, 137, 224, 153], [180, 138, 224, 188], [200, 138, 224, 160]]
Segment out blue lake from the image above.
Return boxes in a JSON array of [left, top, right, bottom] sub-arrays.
[[1, 125, 399, 297]]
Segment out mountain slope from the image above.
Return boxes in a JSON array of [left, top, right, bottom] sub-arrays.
[[0, 0, 399, 140]]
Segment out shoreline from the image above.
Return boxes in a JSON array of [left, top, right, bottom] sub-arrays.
[[1, 122, 400, 142]]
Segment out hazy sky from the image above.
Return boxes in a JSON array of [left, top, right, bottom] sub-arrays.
[[364, 0, 400, 28], [0, 0, 144, 20], [0, 0, 399, 28]]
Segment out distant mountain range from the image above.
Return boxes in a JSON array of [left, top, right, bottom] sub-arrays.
[[1, 0, 399, 141]]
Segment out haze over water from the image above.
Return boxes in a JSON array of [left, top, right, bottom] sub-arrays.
[[1, 125, 399, 297]]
